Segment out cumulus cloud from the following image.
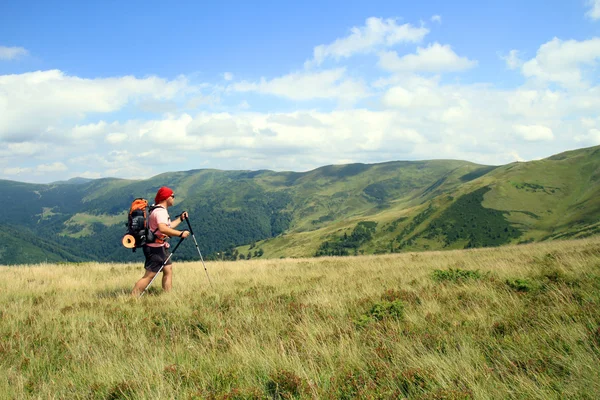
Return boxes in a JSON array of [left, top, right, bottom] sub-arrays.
[[105, 132, 128, 144], [305, 17, 429, 68], [36, 162, 68, 173], [502, 50, 523, 70], [431, 15, 442, 23], [575, 128, 600, 145], [587, 0, 600, 20], [3, 162, 67, 178], [231, 68, 369, 103], [379, 43, 477, 73], [3, 167, 32, 176], [0, 46, 28, 60], [0, 69, 191, 142], [3, 17, 600, 183], [0, 142, 47, 157], [382, 83, 445, 109], [506, 89, 563, 119], [69, 151, 153, 180], [514, 124, 554, 142], [521, 37, 600, 87]]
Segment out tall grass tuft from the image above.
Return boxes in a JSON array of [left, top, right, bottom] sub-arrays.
[[1, 238, 600, 398]]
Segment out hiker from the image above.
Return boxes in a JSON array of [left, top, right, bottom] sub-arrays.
[[131, 186, 190, 296]]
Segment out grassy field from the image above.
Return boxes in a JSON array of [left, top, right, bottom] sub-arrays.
[[1, 238, 600, 399]]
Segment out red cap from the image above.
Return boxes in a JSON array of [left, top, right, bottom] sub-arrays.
[[155, 186, 174, 204]]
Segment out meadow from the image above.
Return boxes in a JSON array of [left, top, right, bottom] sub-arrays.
[[1, 237, 600, 399]]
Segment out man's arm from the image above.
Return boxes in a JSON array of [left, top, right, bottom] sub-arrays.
[[158, 223, 189, 238], [170, 211, 189, 229]]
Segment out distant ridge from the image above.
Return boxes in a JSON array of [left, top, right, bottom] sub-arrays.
[[1, 145, 599, 264], [50, 177, 94, 185]]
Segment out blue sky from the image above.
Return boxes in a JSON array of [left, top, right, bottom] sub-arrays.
[[1, 0, 600, 183]]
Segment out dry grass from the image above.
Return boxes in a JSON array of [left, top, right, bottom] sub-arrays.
[[1, 238, 600, 398]]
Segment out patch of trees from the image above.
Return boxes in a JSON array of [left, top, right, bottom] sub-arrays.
[[208, 244, 265, 261], [421, 187, 521, 248], [396, 203, 436, 243], [315, 221, 377, 257], [514, 182, 559, 194]]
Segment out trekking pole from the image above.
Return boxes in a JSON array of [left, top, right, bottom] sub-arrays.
[[184, 216, 213, 287], [139, 236, 186, 298]]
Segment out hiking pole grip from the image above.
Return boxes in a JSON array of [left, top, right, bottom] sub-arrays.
[[184, 215, 194, 235]]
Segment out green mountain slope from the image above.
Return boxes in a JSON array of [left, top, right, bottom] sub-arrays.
[[0, 226, 86, 264], [1, 145, 599, 264], [244, 146, 600, 258]]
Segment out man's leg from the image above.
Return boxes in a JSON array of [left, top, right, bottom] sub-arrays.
[[132, 269, 157, 296], [162, 264, 173, 292]]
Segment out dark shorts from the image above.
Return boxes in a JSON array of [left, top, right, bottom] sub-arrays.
[[143, 245, 172, 273]]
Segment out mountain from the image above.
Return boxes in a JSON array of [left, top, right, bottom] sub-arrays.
[[1, 145, 599, 265], [50, 177, 95, 185], [248, 145, 600, 258]]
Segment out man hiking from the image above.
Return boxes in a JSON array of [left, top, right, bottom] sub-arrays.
[[132, 186, 190, 296]]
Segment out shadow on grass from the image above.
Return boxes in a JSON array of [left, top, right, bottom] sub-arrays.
[[96, 287, 132, 299], [97, 286, 165, 299]]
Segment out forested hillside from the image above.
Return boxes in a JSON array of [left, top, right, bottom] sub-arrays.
[[1, 145, 599, 264]]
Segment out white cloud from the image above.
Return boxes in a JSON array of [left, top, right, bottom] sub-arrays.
[[514, 124, 554, 142], [502, 50, 523, 70], [521, 37, 600, 87], [237, 101, 251, 110], [36, 162, 68, 173], [0, 70, 191, 142], [186, 93, 220, 109], [587, 0, 600, 20], [3, 16, 600, 183], [305, 17, 428, 68], [4, 167, 32, 176], [69, 151, 151, 180], [0, 142, 47, 157], [78, 171, 102, 179], [231, 68, 369, 103], [440, 101, 472, 124], [506, 89, 562, 119], [382, 83, 445, 109], [575, 128, 600, 145], [72, 121, 111, 140], [379, 43, 477, 73], [105, 132, 128, 144], [0, 46, 28, 60], [580, 117, 598, 128], [431, 15, 442, 23]]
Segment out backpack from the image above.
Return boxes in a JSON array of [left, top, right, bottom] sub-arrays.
[[122, 198, 160, 251]]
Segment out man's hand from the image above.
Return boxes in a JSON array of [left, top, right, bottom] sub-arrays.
[[180, 211, 189, 221], [180, 230, 190, 238]]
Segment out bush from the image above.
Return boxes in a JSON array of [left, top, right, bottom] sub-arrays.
[[431, 268, 483, 283], [355, 300, 405, 327], [266, 369, 307, 399], [505, 278, 539, 293]]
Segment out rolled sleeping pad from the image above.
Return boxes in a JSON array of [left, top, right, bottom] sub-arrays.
[[122, 234, 136, 248]]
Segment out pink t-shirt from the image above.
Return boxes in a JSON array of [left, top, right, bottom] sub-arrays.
[[147, 206, 171, 248]]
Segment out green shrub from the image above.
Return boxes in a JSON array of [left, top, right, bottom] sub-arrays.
[[431, 268, 483, 283], [355, 300, 405, 327], [266, 369, 307, 399], [505, 278, 540, 293]]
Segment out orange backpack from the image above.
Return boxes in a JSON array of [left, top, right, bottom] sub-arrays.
[[122, 198, 159, 251]]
